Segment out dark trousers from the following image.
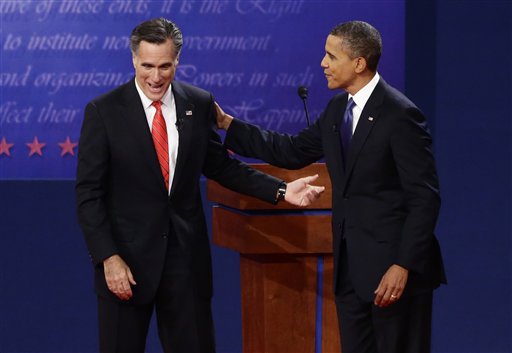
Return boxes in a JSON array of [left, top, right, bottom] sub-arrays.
[[335, 240, 433, 353], [97, 234, 215, 353]]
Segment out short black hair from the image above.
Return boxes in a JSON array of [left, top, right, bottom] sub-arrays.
[[330, 21, 382, 71]]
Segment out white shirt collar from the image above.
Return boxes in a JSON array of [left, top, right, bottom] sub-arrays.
[[348, 72, 380, 108]]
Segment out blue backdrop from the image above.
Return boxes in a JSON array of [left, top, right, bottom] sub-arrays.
[[1, 0, 511, 352], [0, 0, 404, 178]]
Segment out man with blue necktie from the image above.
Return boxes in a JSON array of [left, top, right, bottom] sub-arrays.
[[216, 20, 446, 353]]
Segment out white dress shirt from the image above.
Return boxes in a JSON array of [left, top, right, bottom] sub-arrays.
[[348, 72, 381, 134], [135, 80, 179, 193]]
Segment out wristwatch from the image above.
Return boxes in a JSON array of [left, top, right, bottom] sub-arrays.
[[275, 182, 287, 203]]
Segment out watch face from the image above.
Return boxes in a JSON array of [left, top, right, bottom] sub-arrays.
[[276, 182, 287, 203]]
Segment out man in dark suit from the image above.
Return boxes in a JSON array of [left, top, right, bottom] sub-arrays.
[[76, 18, 324, 353], [216, 21, 446, 353]]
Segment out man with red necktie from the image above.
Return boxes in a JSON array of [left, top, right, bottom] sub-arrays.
[[76, 18, 324, 353]]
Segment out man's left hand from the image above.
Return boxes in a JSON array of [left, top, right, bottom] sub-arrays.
[[284, 174, 325, 207], [374, 264, 408, 307]]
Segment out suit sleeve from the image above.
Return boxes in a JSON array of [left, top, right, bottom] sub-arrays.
[[391, 107, 441, 274], [75, 102, 118, 265], [224, 116, 324, 169], [201, 98, 283, 204]]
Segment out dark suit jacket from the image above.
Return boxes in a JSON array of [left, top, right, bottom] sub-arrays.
[[76, 79, 282, 304], [225, 78, 446, 301]]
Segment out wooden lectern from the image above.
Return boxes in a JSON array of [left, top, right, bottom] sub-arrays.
[[208, 163, 341, 353]]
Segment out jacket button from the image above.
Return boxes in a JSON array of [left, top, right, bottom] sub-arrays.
[[162, 232, 168, 238]]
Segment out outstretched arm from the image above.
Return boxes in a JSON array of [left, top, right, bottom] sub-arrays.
[[215, 102, 323, 169]]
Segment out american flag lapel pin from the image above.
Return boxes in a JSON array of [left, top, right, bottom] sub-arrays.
[[368, 116, 374, 121], [185, 110, 193, 116]]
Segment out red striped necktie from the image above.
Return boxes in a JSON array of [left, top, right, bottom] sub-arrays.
[[151, 101, 169, 191]]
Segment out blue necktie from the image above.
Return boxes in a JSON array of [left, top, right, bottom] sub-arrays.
[[341, 98, 355, 158]]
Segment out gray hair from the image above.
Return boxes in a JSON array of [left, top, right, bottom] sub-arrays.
[[130, 18, 183, 56]]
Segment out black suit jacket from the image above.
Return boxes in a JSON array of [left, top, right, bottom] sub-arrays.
[[76, 79, 282, 304], [225, 78, 446, 301]]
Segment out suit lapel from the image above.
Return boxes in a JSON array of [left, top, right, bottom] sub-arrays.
[[122, 79, 165, 190], [169, 81, 194, 197], [342, 79, 386, 192], [329, 95, 348, 178]]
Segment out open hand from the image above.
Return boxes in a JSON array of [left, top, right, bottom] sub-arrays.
[[285, 174, 325, 207], [214, 102, 234, 130]]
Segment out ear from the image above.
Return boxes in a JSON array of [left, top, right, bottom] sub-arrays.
[[354, 57, 368, 74]]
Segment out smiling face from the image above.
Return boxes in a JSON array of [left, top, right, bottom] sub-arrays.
[[320, 35, 360, 93], [132, 39, 179, 102]]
